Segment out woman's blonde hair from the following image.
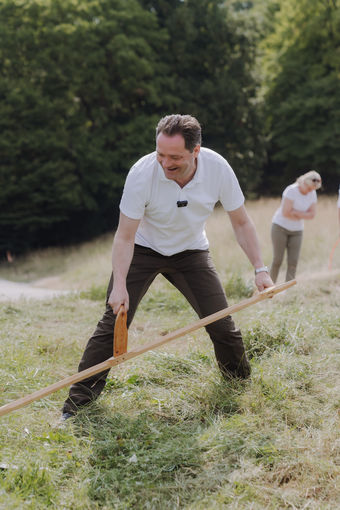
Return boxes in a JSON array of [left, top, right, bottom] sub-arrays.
[[297, 170, 322, 190]]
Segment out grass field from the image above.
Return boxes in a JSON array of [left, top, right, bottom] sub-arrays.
[[0, 197, 339, 509]]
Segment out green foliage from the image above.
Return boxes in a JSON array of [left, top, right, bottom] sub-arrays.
[[87, 412, 201, 506], [139, 286, 192, 313], [259, 0, 340, 192], [224, 273, 254, 299], [79, 284, 107, 301], [0, 0, 266, 256], [243, 322, 291, 358], [140, 0, 267, 191], [0, 0, 172, 255], [3, 0, 340, 258], [1, 464, 55, 505]]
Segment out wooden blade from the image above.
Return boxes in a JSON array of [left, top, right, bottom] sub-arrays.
[[0, 280, 296, 418], [114, 306, 128, 356]]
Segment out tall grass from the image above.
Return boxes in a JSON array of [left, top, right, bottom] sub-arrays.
[[0, 197, 339, 509]]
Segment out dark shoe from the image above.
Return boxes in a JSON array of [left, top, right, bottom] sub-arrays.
[[61, 412, 75, 421], [52, 411, 75, 430]]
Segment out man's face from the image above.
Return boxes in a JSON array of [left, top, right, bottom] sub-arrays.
[[156, 133, 200, 184]]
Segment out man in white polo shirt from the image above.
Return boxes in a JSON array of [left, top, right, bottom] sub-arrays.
[[62, 114, 273, 418]]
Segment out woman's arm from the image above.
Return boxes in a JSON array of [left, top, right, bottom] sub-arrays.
[[282, 198, 316, 220]]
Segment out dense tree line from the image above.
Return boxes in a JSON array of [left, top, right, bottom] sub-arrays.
[[0, 0, 263, 255], [0, 0, 172, 254], [0, 0, 339, 256], [257, 0, 340, 193]]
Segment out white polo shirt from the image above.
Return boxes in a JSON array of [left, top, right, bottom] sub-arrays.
[[272, 183, 317, 231], [119, 147, 244, 256]]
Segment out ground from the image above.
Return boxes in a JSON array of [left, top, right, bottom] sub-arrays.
[[0, 278, 69, 301]]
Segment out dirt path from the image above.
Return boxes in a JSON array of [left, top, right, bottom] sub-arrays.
[[0, 278, 70, 301]]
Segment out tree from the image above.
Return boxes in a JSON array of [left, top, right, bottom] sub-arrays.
[[0, 0, 173, 255], [139, 0, 267, 192], [0, 0, 267, 257], [260, 0, 340, 192]]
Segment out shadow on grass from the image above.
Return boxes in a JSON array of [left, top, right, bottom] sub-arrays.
[[72, 376, 247, 509]]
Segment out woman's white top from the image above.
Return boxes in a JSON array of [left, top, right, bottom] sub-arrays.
[[120, 148, 244, 255], [272, 183, 317, 231]]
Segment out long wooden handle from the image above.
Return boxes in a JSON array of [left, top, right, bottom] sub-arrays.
[[0, 280, 296, 417], [328, 237, 340, 270]]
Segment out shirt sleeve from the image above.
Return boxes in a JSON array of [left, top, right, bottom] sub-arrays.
[[283, 185, 295, 200], [218, 163, 245, 211], [119, 165, 151, 220]]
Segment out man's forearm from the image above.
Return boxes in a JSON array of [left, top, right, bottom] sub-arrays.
[[228, 206, 273, 290], [112, 236, 135, 285], [234, 220, 264, 269]]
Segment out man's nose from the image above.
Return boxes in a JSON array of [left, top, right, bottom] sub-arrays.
[[162, 157, 172, 168]]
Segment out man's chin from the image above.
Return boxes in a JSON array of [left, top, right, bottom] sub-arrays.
[[164, 169, 178, 178]]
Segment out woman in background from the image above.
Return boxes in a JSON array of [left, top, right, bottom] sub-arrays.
[[270, 170, 322, 282]]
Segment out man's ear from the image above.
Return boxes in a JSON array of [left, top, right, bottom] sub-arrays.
[[193, 144, 201, 157]]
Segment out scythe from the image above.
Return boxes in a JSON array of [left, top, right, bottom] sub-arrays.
[[0, 280, 296, 418]]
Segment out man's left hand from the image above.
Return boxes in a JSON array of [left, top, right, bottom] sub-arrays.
[[255, 272, 273, 292]]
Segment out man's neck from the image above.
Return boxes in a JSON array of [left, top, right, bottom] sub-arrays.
[[175, 161, 197, 188]]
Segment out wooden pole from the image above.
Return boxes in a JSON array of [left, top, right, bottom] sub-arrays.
[[0, 280, 296, 418], [328, 237, 340, 270]]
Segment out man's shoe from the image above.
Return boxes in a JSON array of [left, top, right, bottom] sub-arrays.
[[61, 412, 75, 421], [51, 411, 75, 429]]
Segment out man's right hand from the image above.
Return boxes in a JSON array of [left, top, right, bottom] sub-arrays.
[[108, 284, 129, 314], [109, 212, 140, 314]]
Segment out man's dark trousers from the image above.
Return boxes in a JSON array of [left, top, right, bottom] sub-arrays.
[[63, 245, 250, 414]]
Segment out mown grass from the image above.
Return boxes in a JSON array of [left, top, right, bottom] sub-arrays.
[[0, 197, 339, 509]]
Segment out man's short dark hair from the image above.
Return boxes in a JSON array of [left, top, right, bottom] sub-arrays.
[[156, 114, 202, 152]]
